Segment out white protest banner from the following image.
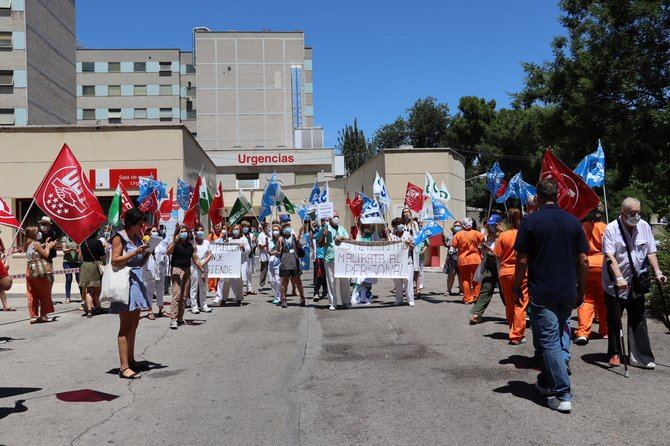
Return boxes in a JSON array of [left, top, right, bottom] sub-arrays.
[[208, 243, 242, 278], [316, 201, 334, 220], [334, 240, 408, 279]]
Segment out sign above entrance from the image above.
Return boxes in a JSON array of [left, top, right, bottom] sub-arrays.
[[89, 168, 158, 190], [207, 149, 333, 173]]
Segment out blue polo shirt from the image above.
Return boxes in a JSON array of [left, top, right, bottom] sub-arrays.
[[513, 204, 588, 302]]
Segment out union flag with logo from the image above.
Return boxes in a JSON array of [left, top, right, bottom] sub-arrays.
[[540, 149, 600, 220], [0, 196, 20, 229], [404, 182, 424, 213], [34, 144, 106, 244]]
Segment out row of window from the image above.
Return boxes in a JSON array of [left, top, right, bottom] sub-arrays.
[[78, 61, 195, 74], [78, 108, 196, 121], [0, 31, 24, 50], [0, 0, 24, 11], [0, 107, 26, 126], [79, 84, 196, 97]]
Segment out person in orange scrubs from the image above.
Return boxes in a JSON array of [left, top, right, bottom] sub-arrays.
[[574, 205, 608, 345], [451, 217, 484, 304], [493, 208, 529, 344]]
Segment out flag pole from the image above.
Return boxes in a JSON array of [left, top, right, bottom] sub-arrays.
[[602, 181, 610, 223], [8, 199, 35, 253]]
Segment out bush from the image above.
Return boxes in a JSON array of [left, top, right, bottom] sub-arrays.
[[648, 226, 670, 330]]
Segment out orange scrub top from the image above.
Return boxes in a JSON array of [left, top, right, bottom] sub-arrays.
[[582, 221, 606, 268], [451, 229, 484, 266], [493, 229, 518, 277]]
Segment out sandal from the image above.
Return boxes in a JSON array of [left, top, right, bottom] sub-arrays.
[[86, 312, 93, 318], [299, 300, 306, 307], [147, 313, 156, 320], [159, 310, 172, 318], [2, 307, 16, 311], [30, 318, 38, 325], [281, 301, 288, 308], [37, 317, 54, 323], [118, 367, 141, 380]]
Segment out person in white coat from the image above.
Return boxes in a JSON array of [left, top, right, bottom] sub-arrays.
[[390, 217, 415, 307], [190, 224, 212, 314], [216, 224, 250, 306], [268, 223, 283, 304], [242, 220, 257, 295], [154, 234, 170, 317], [142, 226, 164, 319]]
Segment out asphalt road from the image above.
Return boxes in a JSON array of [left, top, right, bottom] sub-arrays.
[[1, 271, 669, 445]]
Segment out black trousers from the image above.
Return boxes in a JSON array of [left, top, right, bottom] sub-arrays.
[[605, 293, 655, 365], [259, 261, 268, 287], [313, 258, 327, 298]]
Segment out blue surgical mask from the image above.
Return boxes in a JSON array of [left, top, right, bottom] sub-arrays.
[[196, 231, 205, 239], [242, 227, 249, 234], [283, 228, 292, 236], [232, 230, 240, 237], [151, 231, 159, 237], [179, 232, 188, 239], [453, 227, 462, 233]]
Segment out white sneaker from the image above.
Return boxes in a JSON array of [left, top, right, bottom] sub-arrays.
[[547, 397, 572, 413], [212, 299, 222, 305], [643, 362, 656, 369], [534, 381, 553, 396], [191, 307, 200, 314], [573, 336, 588, 346], [201, 305, 212, 313], [169, 320, 178, 330], [329, 305, 336, 311], [408, 301, 415, 307]]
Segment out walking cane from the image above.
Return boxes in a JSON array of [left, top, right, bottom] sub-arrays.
[[614, 297, 630, 378]]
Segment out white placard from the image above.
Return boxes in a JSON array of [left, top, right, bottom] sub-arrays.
[[316, 201, 334, 220], [208, 243, 242, 278], [334, 240, 408, 279]]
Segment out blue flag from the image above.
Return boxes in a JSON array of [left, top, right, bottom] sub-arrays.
[[496, 172, 536, 205], [308, 179, 321, 204], [319, 183, 329, 203], [176, 178, 191, 210], [297, 203, 309, 221], [138, 177, 167, 203], [486, 162, 505, 194], [259, 174, 280, 221], [359, 193, 384, 224], [413, 219, 443, 245], [431, 198, 455, 221], [574, 141, 605, 187]]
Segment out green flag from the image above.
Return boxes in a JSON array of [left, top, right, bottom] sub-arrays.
[[108, 184, 121, 226], [280, 195, 295, 214], [228, 192, 252, 226], [199, 177, 212, 213]]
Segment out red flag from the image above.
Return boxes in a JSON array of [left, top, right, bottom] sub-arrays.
[[138, 190, 158, 214], [159, 187, 174, 221], [0, 197, 20, 229], [183, 176, 201, 229], [346, 193, 363, 219], [208, 182, 224, 226], [118, 182, 134, 217], [495, 179, 508, 198], [404, 182, 424, 213], [33, 143, 106, 244], [540, 149, 600, 220]]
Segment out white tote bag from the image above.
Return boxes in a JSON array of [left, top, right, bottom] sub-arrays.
[[473, 255, 487, 283], [101, 262, 131, 305]]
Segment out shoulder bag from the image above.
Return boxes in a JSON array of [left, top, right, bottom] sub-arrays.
[[101, 234, 131, 305], [617, 218, 651, 295], [27, 242, 53, 280]]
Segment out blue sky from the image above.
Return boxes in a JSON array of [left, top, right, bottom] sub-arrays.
[[77, 0, 564, 147]]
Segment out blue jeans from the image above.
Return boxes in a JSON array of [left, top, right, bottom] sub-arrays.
[[530, 297, 573, 401], [63, 262, 81, 299], [531, 309, 571, 363]]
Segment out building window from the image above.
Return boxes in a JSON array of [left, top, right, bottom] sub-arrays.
[[108, 109, 122, 123], [236, 174, 259, 190], [159, 108, 172, 121], [0, 0, 11, 10], [81, 62, 95, 72], [134, 62, 146, 72], [134, 108, 147, 119], [82, 109, 95, 120], [159, 85, 172, 96], [0, 108, 14, 125], [185, 64, 196, 74], [186, 99, 193, 112], [133, 85, 146, 96], [108, 62, 121, 73], [0, 70, 13, 86], [0, 32, 12, 49], [159, 61, 171, 76], [186, 110, 197, 120], [82, 85, 95, 97], [187, 86, 196, 97], [108, 85, 121, 96]]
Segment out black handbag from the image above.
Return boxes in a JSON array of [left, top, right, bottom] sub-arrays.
[[617, 218, 651, 295]]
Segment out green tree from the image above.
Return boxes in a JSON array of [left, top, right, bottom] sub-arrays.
[[447, 96, 497, 167], [370, 117, 408, 150], [406, 97, 451, 148], [337, 119, 375, 173], [514, 0, 670, 215]]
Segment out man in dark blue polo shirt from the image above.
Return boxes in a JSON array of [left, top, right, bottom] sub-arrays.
[[513, 178, 589, 413]]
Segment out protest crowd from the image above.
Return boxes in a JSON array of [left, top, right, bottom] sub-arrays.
[[0, 143, 667, 413]]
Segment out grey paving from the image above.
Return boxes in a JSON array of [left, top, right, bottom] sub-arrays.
[[1, 271, 669, 445]]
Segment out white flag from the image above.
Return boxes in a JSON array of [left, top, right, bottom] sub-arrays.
[[373, 171, 392, 209], [439, 182, 451, 202]]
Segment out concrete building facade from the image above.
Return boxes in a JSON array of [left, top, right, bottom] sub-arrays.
[[76, 48, 197, 133], [0, 0, 76, 126]]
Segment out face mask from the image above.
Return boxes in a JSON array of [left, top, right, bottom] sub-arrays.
[[232, 230, 240, 237], [397, 224, 405, 232], [363, 228, 371, 234], [453, 227, 461, 233], [283, 228, 292, 236], [37, 231, 43, 240], [625, 213, 641, 226], [331, 217, 339, 226], [403, 215, 410, 222], [272, 230, 280, 237], [103, 232, 110, 238], [196, 231, 205, 238], [40, 225, 48, 232], [151, 231, 159, 237], [179, 232, 188, 240], [242, 227, 249, 234]]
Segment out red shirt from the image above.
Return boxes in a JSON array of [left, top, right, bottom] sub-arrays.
[[0, 258, 8, 278]]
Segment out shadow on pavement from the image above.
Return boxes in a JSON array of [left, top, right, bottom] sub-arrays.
[[483, 332, 509, 340], [0, 387, 42, 399], [106, 360, 168, 375], [492, 381, 546, 407], [499, 355, 541, 370]]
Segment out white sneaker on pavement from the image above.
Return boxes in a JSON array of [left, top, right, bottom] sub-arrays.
[[191, 307, 200, 314], [329, 305, 336, 311], [573, 336, 588, 346], [408, 301, 415, 307], [169, 320, 178, 330], [547, 397, 572, 413], [201, 305, 212, 313]]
